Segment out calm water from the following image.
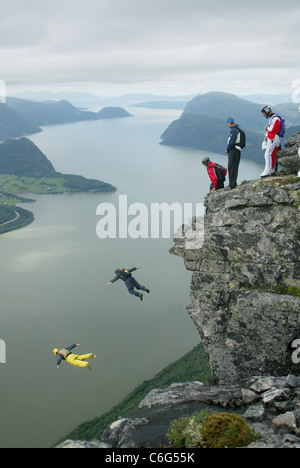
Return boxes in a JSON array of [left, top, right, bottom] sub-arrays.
[[0, 108, 262, 447]]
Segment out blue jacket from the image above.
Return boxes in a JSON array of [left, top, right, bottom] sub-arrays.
[[227, 124, 240, 152], [110, 268, 137, 284]]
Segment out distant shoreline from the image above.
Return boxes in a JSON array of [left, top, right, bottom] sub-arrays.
[[0, 173, 117, 235], [0, 205, 34, 235]]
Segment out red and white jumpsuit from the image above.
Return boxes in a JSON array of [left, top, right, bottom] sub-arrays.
[[261, 115, 281, 177]]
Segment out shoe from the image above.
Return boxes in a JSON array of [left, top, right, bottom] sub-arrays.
[[92, 354, 97, 359], [145, 289, 150, 293], [87, 365, 92, 371], [224, 186, 232, 191], [140, 294, 143, 301], [260, 174, 271, 178]]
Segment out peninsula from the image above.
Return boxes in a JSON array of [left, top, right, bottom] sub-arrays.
[[0, 137, 116, 234]]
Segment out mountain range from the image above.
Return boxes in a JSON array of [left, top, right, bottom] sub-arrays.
[[11, 90, 296, 108], [160, 92, 300, 164], [10, 91, 196, 108], [0, 98, 133, 142], [2, 91, 299, 167]]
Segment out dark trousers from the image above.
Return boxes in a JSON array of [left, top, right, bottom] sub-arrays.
[[210, 181, 224, 191], [228, 148, 241, 188], [125, 277, 146, 297]]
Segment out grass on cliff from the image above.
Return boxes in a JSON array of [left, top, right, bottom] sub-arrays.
[[61, 343, 210, 443]]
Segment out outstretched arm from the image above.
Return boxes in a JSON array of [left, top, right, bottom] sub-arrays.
[[56, 355, 62, 368], [107, 275, 119, 285], [128, 267, 140, 273], [107, 270, 122, 285], [66, 344, 79, 351]]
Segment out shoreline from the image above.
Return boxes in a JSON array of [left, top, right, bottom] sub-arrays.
[[0, 205, 34, 235], [0, 173, 117, 235]]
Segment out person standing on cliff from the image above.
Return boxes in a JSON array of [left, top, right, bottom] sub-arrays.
[[53, 344, 96, 370], [107, 267, 150, 301], [260, 106, 281, 178], [225, 118, 245, 190], [202, 157, 227, 192]]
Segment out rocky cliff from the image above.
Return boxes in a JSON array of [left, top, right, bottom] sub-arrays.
[[172, 157, 300, 384], [277, 130, 300, 175]]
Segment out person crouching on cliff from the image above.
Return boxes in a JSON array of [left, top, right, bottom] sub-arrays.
[[53, 344, 96, 370], [202, 157, 227, 193]]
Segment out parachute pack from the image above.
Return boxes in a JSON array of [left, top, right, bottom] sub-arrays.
[[273, 114, 286, 138], [208, 163, 226, 183], [121, 269, 132, 280], [236, 129, 246, 150]]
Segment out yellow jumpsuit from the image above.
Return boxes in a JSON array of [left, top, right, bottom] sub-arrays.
[[53, 347, 96, 369], [66, 352, 95, 368]]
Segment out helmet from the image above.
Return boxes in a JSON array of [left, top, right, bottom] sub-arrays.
[[115, 268, 120, 274], [261, 105, 272, 116], [202, 157, 210, 165], [53, 348, 59, 355]]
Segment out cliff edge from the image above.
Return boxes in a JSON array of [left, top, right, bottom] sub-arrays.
[[172, 134, 300, 384]]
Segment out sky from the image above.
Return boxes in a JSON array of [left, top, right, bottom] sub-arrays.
[[0, 0, 300, 98]]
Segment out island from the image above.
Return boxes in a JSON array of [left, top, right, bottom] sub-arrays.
[[0, 137, 116, 234]]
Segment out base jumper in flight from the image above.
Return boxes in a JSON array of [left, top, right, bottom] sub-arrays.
[[107, 267, 150, 301], [53, 344, 96, 370]]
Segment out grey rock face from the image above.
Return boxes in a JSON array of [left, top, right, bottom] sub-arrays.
[[55, 439, 110, 448], [139, 382, 204, 408], [55, 375, 300, 448], [172, 177, 300, 384], [101, 417, 150, 448], [277, 131, 300, 174]]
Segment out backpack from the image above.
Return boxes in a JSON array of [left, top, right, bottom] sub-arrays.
[[120, 269, 132, 280], [273, 114, 286, 137], [236, 129, 246, 149], [208, 163, 226, 183]]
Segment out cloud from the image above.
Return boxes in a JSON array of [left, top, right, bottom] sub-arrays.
[[1, 0, 300, 95]]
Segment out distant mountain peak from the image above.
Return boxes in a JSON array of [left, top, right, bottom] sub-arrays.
[[0, 137, 55, 177]]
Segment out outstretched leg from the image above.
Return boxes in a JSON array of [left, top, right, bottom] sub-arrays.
[[126, 283, 142, 297], [131, 277, 149, 293], [66, 354, 91, 368], [76, 353, 96, 361], [126, 278, 149, 300]]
